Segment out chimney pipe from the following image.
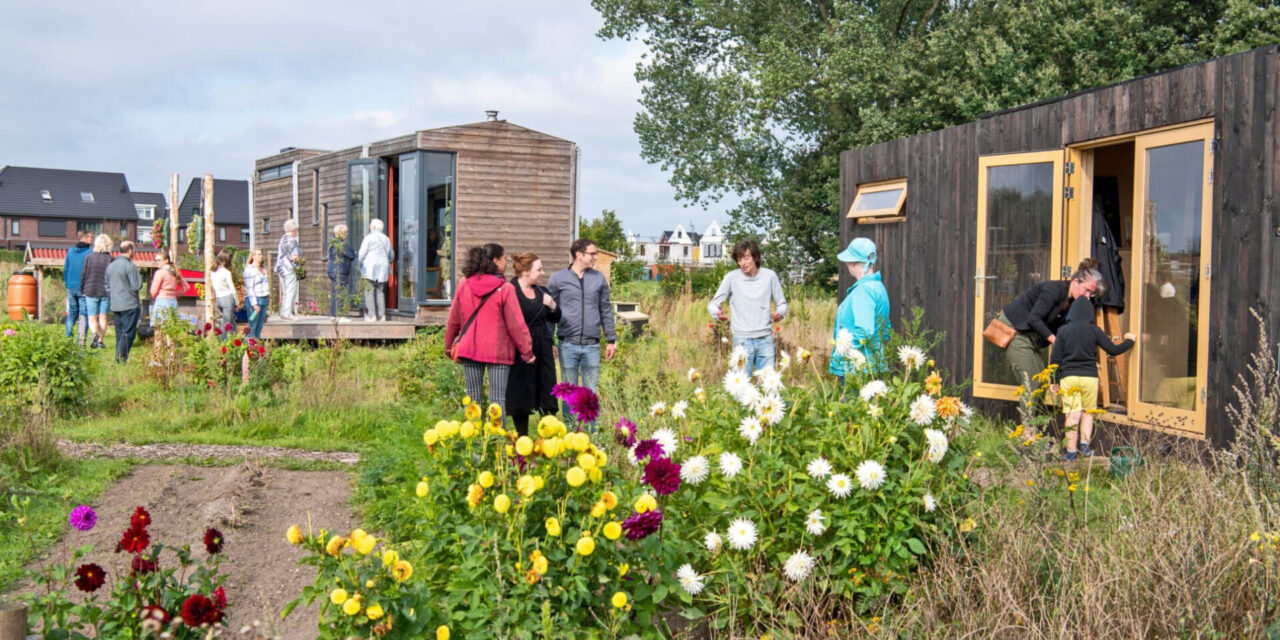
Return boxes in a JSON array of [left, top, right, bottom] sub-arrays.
[[485, 110, 499, 121]]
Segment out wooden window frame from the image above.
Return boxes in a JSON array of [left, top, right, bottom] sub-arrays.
[[847, 178, 908, 223]]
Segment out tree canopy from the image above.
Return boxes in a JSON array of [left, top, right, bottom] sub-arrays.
[[579, 209, 633, 257], [593, 0, 1280, 285]]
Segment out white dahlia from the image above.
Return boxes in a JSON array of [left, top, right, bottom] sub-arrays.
[[783, 550, 815, 581], [924, 428, 949, 463], [826, 473, 853, 498], [652, 427, 679, 456], [909, 394, 937, 426], [671, 400, 688, 420], [676, 563, 705, 595], [738, 416, 763, 445], [859, 380, 888, 401], [898, 345, 926, 370], [806, 457, 833, 479], [718, 452, 743, 478], [704, 530, 723, 552], [681, 455, 710, 485], [923, 492, 937, 512], [726, 518, 758, 550], [728, 345, 749, 371], [855, 460, 886, 491], [805, 509, 827, 536]]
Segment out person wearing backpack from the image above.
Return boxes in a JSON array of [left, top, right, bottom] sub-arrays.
[[444, 243, 535, 419]]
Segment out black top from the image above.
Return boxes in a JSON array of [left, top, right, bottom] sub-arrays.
[[326, 241, 356, 280], [505, 279, 562, 416], [1050, 297, 1134, 380], [79, 252, 114, 297], [1002, 280, 1072, 341]]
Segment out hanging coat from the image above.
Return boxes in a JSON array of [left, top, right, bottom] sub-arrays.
[[1091, 199, 1126, 312]]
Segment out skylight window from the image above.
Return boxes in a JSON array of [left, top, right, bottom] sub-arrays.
[[41, 190, 51, 201], [80, 192, 95, 203]]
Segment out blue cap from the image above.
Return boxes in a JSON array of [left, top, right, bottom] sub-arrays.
[[838, 237, 877, 265]]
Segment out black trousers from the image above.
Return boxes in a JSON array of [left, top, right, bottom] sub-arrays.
[[113, 307, 140, 363]]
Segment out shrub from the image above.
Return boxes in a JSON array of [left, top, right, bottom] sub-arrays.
[[0, 319, 95, 418], [395, 329, 464, 403]]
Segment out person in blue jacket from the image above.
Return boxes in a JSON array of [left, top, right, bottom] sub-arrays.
[[830, 237, 891, 383], [62, 229, 94, 343]]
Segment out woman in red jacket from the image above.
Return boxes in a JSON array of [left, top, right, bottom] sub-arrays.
[[445, 243, 535, 418]]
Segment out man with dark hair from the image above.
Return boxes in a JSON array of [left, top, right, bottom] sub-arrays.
[[548, 238, 617, 423], [63, 229, 94, 344], [709, 238, 788, 376], [105, 241, 142, 364]]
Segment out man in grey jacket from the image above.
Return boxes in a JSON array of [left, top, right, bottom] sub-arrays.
[[548, 239, 617, 420], [708, 238, 788, 376], [105, 241, 142, 364]]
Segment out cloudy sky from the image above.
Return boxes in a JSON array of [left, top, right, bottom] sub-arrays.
[[0, 1, 727, 239]]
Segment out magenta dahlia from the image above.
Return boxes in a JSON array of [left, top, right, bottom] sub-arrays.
[[614, 418, 637, 448], [551, 383, 580, 400], [566, 387, 600, 423], [642, 457, 682, 495], [68, 505, 97, 532], [634, 438, 665, 463], [621, 510, 663, 541]]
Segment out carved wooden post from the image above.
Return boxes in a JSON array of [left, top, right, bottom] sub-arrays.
[[202, 174, 215, 324], [0, 601, 27, 640], [168, 173, 180, 267]]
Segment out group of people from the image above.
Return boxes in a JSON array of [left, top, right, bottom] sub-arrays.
[[62, 229, 144, 363]]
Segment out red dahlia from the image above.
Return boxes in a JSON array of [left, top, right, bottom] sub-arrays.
[[119, 524, 150, 554], [131, 506, 152, 529], [180, 594, 222, 626], [213, 585, 227, 610], [641, 456, 682, 496], [203, 527, 224, 555], [233, 338, 242, 347], [74, 562, 106, 592], [140, 604, 171, 623], [131, 555, 158, 574], [220, 346, 228, 354]]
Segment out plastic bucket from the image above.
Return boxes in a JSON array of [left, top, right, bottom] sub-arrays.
[[7, 272, 37, 320], [1109, 446, 1144, 478]]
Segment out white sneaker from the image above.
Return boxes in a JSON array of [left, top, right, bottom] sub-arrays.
[[364, 317, 376, 322]]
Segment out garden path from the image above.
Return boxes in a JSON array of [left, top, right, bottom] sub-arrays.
[[21, 463, 355, 639], [57, 440, 360, 465]]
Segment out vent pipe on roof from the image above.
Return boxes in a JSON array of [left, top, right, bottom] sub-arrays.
[[485, 110, 499, 121]]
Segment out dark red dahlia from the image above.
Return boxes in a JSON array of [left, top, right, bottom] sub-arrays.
[[119, 524, 150, 554], [621, 510, 663, 541], [131, 555, 158, 574], [180, 594, 223, 626], [203, 527, 223, 555], [614, 418, 637, 448], [233, 338, 242, 347], [566, 387, 600, 423], [213, 328, 222, 336], [74, 562, 106, 592], [220, 345, 228, 354], [204, 322, 213, 331], [131, 506, 151, 529], [223, 322, 232, 331], [633, 439, 665, 463], [213, 586, 227, 610], [140, 604, 171, 623], [641, 456, 682, 496]]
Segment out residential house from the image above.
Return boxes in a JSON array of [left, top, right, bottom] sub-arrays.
[[131, 191, 167, 245], [628, 221, 729, 267], [0, 166, 138, 251], [176, 178, 251, 251]]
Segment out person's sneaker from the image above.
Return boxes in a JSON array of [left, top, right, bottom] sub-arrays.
[[1079, 441, 1094, 457], [1063, 450, 1079, 462]]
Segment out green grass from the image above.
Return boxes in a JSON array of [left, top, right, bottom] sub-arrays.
[[0, 458, 133, 592]]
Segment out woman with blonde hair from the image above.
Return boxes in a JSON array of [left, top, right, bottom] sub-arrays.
[[243, 247, 270, 339], [78, 233, 115, 349], [326, 223, 355, 316]]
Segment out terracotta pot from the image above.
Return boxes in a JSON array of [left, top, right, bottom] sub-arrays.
[[6, 272, 37, 320]]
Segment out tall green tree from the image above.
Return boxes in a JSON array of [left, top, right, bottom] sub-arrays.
[[578, 209, 633, 257], [593, 0, 1280, 286]]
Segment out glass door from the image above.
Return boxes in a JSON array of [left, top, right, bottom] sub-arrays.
[[973, 151, 1066, 400], [397, 152, 421, 312], [1128, 123, 1213, 436], [346, 159, 386, 304]]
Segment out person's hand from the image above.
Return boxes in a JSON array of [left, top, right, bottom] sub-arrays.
[[553, 346, 559, 360], [605, 343, 617, 360], [524, 354, 537, 364], [253, 305, 261, 313], [1123, 332, 1136, 341], [716, 309, 728, 321], [771, 311, 782, 322], [1047, 335, 1056, 344], [1050, 384, 1060, 395], [542, 293, 556, 309]]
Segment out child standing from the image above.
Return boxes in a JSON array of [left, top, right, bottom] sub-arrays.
[[1050, 296, 1135, 461]]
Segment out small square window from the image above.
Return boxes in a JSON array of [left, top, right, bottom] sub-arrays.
[[241, 228, 250, 244], [847, 178, 907, 222], [41, 190, 51, 202], [80, 192, 95, 203]]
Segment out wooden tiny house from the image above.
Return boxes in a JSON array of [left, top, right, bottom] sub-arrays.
[[839, 45, 1278, 445], [252, 117, 578, 324]]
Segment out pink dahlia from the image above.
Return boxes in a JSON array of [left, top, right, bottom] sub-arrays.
[[566, 387, 600, 423], [621, 510, 663, 540], [68, 505, 97, 532], [641, 457, 682, 496]]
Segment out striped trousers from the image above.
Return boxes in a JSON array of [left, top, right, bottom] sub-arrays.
[[462, 360, 510, 420]]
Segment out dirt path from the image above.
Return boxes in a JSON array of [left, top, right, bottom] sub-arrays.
[[58, 440, 360, 465], [20, 463, 355, 639]]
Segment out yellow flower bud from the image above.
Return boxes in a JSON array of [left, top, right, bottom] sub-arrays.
[[575, 535, 596, 556], [545, 517, 562, 537], [578, 453, 597, 470], [591, 502, 607, 518], [437, 625, 451, 640], [603, 521, 622, 540], [534, 476, 546, 490], [329, 588, 348, 605], [416, 480, 429, 498], [566, 466, 587, 487], [366, 603, 384, 620], [342, 598, 361, 616], [494, 493, 511, 514], [588, 467, 602, 484], [516, 436, 534, 457], [285, 525, 303, 545], [618, 562, 629, 576], [366, 579, 375, 588], [478, 471, 495, 488], [612, 591, 628, 609], [382, 549, 399, 568]]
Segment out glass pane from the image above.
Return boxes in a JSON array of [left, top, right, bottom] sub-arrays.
[[424, 152, 455, 299], [981, 162, 1055, 386], [854, 188, 904, 211], [1138, 140, 1203, 410], [348, 163, 374, 254], [398, 155, 419, 308]]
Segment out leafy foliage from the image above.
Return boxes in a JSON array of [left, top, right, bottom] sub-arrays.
[[579, 209, 634, 258], [0, 320, 96, 419]]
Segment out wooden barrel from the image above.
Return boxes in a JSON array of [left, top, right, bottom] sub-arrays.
[[6, 272, 37, 320]]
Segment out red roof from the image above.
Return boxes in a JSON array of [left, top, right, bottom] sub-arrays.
[[28, 246, 162, 262]]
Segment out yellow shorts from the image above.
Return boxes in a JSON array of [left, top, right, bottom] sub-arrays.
[[1058, 376, 1099, 414]]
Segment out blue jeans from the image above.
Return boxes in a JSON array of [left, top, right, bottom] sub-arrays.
[[113, 307, 140, 364], [247, 296, 268, 339], [152, 298, 178, 321], [733, 335, 775, 378], [559, 342, 601, 427], [65, 292, 86, 339]]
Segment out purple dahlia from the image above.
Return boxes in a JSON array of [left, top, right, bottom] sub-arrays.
[[614, 417, 637, 448], [566, 387, 600, 423], [551, 383, 580, 400], [621, 510, 663, 541], [68, 505, 97, 532], [634, 439, 665, 463], [641, 457, 682, 496]]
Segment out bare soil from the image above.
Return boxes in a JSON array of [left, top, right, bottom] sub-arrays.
[[57, 440, 360, 466], [21, 463, 355, 639]]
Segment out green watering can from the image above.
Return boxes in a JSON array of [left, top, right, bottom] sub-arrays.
[[1109, 447, 1145, 478]]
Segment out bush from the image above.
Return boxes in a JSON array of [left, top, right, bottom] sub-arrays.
[[395, 329, 464, 403], [0, 319, 95, 418]]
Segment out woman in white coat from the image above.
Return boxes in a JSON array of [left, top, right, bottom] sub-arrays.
[[357, 218, 395, 321]]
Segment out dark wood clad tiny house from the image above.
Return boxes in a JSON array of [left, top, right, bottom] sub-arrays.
[[839, 45, 1278, 445], [252, 119, 578, 324]]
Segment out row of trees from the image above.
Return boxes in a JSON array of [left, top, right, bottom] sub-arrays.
[[592, 0, 1280, 286]]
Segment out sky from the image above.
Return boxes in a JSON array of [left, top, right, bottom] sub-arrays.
[[0, 0, 728, 239]]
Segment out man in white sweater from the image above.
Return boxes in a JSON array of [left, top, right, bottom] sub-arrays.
[[708, 239, 788, 376]]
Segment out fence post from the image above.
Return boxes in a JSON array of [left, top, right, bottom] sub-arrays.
[[202, 174, 215, 324], [0, 601, 27, 640]]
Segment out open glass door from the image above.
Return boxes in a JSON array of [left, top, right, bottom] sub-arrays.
[[1128, 123, 1213, 436], [397, 152, 421, 313], [346, 159, 386, 305], [973, 151, 1066, 400]]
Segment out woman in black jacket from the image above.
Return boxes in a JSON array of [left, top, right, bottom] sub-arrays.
[[506, 252, 561, 436], [998, 258, 1104, 412]]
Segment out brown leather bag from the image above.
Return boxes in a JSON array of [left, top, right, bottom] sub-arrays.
[[983, 316, 1017, 349]]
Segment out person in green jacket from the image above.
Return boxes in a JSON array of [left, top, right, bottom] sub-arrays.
[[830, 238, 891, 384]]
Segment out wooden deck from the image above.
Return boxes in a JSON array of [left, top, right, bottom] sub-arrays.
[[259, 316, 417, 341]]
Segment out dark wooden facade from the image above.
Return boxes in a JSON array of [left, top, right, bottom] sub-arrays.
[[839, 45, 1278, 445], [252, 120, 577, 324]]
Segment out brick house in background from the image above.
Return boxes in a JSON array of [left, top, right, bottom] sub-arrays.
[[0, 166, 139, 251], [130, 191, 168, 246], [176, 178, 251, 252]]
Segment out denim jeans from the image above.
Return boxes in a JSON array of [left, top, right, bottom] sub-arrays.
[[559, 342, 601, 428], [65, 291, 86, 340], [113, 307, 140, 363], [247, 296, 268, 339], [733, 335, 775, 378], [152, 298, 178, 324]]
